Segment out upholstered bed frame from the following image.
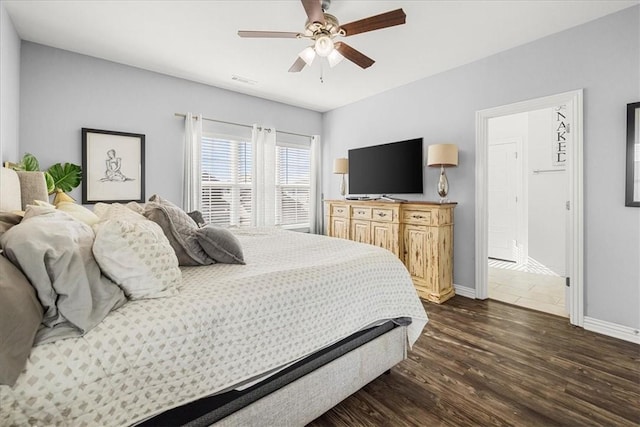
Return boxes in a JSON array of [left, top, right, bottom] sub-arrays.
[[0, 166, 411, 426]]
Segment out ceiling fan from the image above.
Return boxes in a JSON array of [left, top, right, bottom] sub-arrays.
[[238, 0, 406, 72]]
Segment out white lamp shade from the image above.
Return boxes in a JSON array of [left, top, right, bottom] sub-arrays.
[[327, 49, 344, 68], [298, 46, 316, 66], [427, 144, 458, 167], [314, 35, 334, 57], [332, 158, 348, 174]]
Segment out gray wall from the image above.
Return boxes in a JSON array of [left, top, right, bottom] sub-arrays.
[[323, 7, 640, 329], [0, 2, 21, 164], [19, 42, 322, 204]]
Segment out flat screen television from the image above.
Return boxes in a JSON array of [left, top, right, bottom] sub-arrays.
[[348, 138, 423, 195]]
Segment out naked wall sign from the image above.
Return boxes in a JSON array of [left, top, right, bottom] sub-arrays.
[[553, 104, 569, 166]]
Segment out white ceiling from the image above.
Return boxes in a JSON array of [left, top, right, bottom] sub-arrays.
[[4, 0, 638, 112]]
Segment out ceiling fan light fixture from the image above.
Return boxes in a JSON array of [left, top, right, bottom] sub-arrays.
[[314, 34, 334, 57], [327, 49, 344, 68], [298, 46, 316, 66]]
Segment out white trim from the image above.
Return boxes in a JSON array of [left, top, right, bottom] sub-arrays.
[[584, 317, 640, 344], [475, 89, 584, 327], [453, 284, 476, 299]]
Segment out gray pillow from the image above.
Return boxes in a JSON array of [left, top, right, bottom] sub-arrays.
[[195, 225, 245, 265], [15, 171, 48, 210], [187, 210, 206, 227], [0, 254, 44, 386], [143, 195, 213, 266]]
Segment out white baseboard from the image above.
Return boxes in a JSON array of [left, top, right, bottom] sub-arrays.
[[451, 286, 639, 344], [453, 284, 476, 299], [583, 317, 640, 344]]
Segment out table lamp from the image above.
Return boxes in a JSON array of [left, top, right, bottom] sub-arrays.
[[333, 158, 348, 197], [427, 144, 458, 203]]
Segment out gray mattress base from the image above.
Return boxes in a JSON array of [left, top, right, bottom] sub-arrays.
[[140, 322, 408, 426], [215, 324, 407, 426]]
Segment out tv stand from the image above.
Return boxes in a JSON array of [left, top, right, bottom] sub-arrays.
[[380, 195, 407, 203], [324, 199, 456, 304]]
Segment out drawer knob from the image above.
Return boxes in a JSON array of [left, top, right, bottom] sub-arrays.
[[357, 210, 365, 214], [377, 212, 387, 217], [412, 214, 425, 219], [337, 209, 343, 213]]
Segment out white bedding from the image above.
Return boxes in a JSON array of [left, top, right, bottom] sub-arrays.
[[0, 228, 428, 426]]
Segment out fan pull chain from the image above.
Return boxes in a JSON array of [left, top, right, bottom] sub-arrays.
[[320, 62, 324, 83]]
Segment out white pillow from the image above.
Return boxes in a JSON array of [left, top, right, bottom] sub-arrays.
[[56, 202, 100, 226], [93, 219, 181, 300]]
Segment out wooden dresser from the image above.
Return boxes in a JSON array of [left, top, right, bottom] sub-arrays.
[[325, 200, 456, 304]]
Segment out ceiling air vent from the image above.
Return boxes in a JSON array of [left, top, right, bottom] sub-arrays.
[[231, 75, 257, 85]]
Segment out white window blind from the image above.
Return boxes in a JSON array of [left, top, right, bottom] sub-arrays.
[[200, 134, 311, 229], [276, 144, 311, 229], [201, 135, 252, 226]]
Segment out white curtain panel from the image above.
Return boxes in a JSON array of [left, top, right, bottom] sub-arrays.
[[310, 135, 323, 234], [182, 112, 202, 212], [251, 125, 276, 226]]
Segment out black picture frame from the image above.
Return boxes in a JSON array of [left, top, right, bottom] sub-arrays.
[[82, 128, 145, 204], [626, 102, 640, 207]]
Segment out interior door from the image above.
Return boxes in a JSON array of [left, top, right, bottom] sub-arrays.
[[488, 141, 519, 262]]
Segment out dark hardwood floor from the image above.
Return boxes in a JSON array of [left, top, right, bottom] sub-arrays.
[[308, 296, 640, 427]]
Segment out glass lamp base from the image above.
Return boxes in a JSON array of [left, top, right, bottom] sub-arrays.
[[437, 166, 449, 203]]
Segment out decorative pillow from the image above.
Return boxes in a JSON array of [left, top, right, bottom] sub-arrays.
[[143, 195, 213, 266], [0, 212, 22, 238], [15, 171, 48, 210], [0, 207, 127, 344], [187, 210, 206, 227], [93, 219, 181, 300], [55, 202, 100, 226], [195, 225, 245, 265], [0, 254, 44, 386]]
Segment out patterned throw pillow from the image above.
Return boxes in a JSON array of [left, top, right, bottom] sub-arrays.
[[143, 195, 213, 266], [93, 219, 181, 300]]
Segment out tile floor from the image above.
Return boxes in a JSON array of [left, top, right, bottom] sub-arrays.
[[488, 263, 567, 317]]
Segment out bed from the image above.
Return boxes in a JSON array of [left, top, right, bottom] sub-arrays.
[[0, 167, 428, 426]]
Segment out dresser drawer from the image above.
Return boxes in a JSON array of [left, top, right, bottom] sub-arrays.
[[372, 207, 396, 222], [351, 206, 372, 219], [402, 209, 432, 225], [331, 204, 349, 218]]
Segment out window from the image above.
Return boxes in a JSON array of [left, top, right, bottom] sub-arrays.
[[200, 134, 311, 229], [201, 135, 252, 226], [276, 144, 311, 229]]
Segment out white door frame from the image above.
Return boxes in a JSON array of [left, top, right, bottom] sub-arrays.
[[475, 89, 584, 326]]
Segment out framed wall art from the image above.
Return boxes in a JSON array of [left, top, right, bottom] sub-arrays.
[[82, 128, 145, 204], [626, 102, 640, 207]]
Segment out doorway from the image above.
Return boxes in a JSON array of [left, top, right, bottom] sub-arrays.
[[487, 109, 568, 317], [475, 90, 584, 327]]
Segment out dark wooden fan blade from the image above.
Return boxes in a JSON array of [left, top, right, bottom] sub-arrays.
[[340, 8, 406, 36], [301, 0, 325, 25], [334, 42, 375, 69], [238, 30, 301, 38], [288, 56, 307, 73]]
